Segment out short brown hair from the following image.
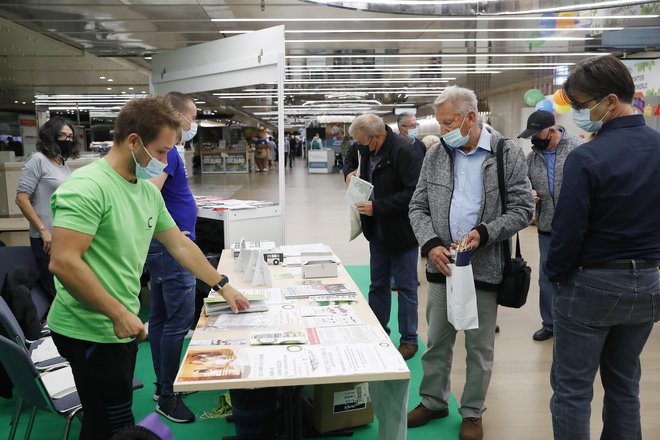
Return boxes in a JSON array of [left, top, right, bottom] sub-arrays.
[[113, 97, 180, 146], [564, 55, 635, 105], [165, 91, 194, 113]]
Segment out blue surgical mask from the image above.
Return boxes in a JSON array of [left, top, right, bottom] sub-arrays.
[[132, 137, 166, 179], [442, 115, 471, 149], [407, 128, 418, 140], [572, 97, 609, 133], [179, 113, 198, 142]]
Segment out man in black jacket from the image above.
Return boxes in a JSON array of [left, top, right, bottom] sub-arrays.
[[343, 114, 422, 360]]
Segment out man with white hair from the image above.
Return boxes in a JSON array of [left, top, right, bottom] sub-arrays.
[[396, 111, 426, 163], [343, 114, 422, 361], [408, 86, 533, 440]]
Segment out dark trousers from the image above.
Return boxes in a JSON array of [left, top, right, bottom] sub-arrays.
[[51, 332, 138, 440], [29, 237, 56, 299]]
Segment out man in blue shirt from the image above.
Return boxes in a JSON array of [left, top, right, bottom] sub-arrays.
[[547, 55, 660, 440], [518, 110, 582, 342], [146, 91, 199, 423]]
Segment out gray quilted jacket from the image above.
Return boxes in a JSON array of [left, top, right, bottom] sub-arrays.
[[409, 126, 534, 287], [526, 130, 583, 233]]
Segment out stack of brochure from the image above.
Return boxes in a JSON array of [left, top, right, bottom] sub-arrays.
[[282, 283, 354, 299], [203, 295, 269, 316]]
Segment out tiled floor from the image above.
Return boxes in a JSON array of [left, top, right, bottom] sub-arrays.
[[191, 159, 660, 439]]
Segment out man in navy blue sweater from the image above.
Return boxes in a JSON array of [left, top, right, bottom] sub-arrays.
[[546, 55, 660, 440]]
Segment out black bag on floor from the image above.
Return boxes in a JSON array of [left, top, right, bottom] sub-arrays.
[[495, 138, 531, 309]]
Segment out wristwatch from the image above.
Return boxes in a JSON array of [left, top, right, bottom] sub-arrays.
[[211, 274, 229, 292]]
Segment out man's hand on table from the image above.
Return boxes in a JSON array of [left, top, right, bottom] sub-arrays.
[[221, 284, 251, 313]]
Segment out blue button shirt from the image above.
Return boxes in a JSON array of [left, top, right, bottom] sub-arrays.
[[450, 128, 491, 242], [542, 150, 556, 198]]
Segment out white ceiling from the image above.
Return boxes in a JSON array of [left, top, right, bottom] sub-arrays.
[[1, 0, 658, 124]]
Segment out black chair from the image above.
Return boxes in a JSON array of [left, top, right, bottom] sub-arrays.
[[0, 246, 51, 321], [0, 335, 82, 440]]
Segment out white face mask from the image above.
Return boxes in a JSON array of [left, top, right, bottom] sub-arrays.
[[179, 113, 198, 142], [442, 114, 471, 149], [132, 137, 166, 179]]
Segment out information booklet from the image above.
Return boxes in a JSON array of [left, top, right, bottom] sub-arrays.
[[178, 348, 242, 381], [250, 330, 308, 345], [283, 283, 355, 299], [203, 295, 269, 316], [308, 294, 359, 305]]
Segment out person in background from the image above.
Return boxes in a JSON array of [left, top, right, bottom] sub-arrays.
[[268, 136, 277, 169], [15, 116, 80, 299], [517, 110, 582, 342], [254, 129, 269, 172], [310, 133, 324, 150], [396, 112, 426, 163], [343, 114, 422, 361], [421, 134, 440, 152], [47, 97, 249, 440], [284, 135, 292, 168], [145, 91, 199, 423], [407, 85, 533, 440], [546, 55, 660, 440]]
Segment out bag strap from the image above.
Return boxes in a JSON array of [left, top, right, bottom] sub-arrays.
[[496, 138, 522, 260]]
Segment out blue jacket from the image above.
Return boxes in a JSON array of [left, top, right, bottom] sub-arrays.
[[546, 114, 660, 281]]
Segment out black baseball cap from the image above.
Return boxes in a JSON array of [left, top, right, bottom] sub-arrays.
[[518, 110, 555, 139]]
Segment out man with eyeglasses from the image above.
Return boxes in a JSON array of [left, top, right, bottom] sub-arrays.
[[396, 112, 426, 165], [343, 114, 422, 361], [546, 55, 660, 440], [517, 110, 582, 343]]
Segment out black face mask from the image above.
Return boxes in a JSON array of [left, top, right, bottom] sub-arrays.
[[56, 140, 75, 158], [531, 134, 551, 151]]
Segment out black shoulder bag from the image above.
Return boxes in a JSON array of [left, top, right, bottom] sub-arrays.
[[496, 139, 531, 308]]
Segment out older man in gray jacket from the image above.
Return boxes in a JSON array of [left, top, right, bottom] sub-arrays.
[[407, 86, 533, 440], [518, 110, 582, 342]]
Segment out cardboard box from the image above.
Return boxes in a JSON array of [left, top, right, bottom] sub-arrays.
[[302, 260, 338, 278], [301, 382, 373, 433]]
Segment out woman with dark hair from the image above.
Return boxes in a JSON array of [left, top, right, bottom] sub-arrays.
[[15, 116, 80, 299]]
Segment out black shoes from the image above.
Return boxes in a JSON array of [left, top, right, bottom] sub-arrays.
[[533, 327, 553, 341]]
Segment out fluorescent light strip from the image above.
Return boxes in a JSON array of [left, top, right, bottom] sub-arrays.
[[287, 62, 571, 68], [310, 0, 487, 5], [286, 71, 502, 76], [286, 37, 592, 43], [286, 52, 610, 59], [284, 78, 453, 84], [244, 87, 448, 92], [211, 16, 653, 22], [221, 27, 623, 34]]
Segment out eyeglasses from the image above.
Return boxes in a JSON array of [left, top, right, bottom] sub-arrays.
[[569, 97, 602, 111], [400, 123, 420, 129], [58, 133, 74, 141]]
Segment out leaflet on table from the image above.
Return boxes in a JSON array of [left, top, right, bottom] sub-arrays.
[[305, 314, 362, 327], [188, 338, 249, 346], [345, 175, 374, 205], [178, 348, 245, 381], [283, 283, 354, 298], [298, 304, 356, 317], [205, 303, 300, 329], [250, 330, 308, 345], [306, 324, 390, 345], [308, 294, 359, 305]]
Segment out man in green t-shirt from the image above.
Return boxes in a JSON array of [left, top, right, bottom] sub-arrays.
[[48, 97, 249, 440]]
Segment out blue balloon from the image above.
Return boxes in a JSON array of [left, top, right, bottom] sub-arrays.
[[539, 12, 556, 37], [535, 99, 554, 113]]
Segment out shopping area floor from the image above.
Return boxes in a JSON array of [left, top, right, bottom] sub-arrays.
[[2, 159, 658, 439]]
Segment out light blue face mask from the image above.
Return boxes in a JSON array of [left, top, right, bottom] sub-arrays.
[[572, 97, 609, 133], [132, 137, 166, 179], [442, 114, 471, 149]]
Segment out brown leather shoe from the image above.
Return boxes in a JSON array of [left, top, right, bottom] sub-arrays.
[[460, 417, 483, 440], [398, 343, 418, 360], [407, 403, 448, 428]]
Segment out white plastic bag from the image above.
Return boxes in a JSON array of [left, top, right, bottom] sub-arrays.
[[348, 153, 365, 241], [446, 263, 479, 330]]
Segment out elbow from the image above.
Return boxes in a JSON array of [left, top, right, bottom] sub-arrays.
[[48, 255, 71, 280]]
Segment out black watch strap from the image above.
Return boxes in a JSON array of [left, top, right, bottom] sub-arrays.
[[211, 274, 229, 292]]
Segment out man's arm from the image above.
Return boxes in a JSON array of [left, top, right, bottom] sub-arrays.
[[154, 226, 250, 313], [149, 172, 168, 190], [49, 227, 146, 340]]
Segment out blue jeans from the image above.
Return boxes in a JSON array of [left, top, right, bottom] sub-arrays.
[[146, 239, 196, 398], [550, 264, 659, 440], [368, 226, 419, 345], [538, 233, 553, 330]]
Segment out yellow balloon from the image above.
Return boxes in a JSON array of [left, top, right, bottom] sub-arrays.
[[553, 89, 569, 106], [557, 12, 577, 28], [555, 103, 571, 114]]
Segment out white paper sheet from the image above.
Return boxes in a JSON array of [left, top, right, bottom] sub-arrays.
[[306, 325, 390, 345]]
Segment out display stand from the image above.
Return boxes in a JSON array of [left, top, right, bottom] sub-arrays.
[[308, 149, 335, 174], [201, 151, 249, 174]]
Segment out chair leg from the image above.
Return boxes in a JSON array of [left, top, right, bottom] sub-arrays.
[[63, 407, 83, 440], [8, 398, 22, 440], [23, 407, 37, 440]]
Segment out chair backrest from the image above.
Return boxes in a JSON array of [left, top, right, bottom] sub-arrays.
[[0, 294, 27, 346], [0, 246, 50, 319], [0, 335, 49, 411]]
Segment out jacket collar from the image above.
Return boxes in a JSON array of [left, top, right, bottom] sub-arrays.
[[597, 114, 646, 135]]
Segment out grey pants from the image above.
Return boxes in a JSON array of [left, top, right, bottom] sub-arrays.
[[419, 281, 498, 418]]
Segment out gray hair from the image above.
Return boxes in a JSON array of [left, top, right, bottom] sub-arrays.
[[433, 85, 478, 115], [396, 112, 415, 127], [349, 114, 386, 139]]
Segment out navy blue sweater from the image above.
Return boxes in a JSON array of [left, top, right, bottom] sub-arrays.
[[546, 114, 660, 281]]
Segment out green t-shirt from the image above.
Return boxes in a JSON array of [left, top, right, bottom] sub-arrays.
[[47, 158, 176, 343]]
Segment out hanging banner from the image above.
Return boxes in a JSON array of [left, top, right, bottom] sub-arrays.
[[622, 59, 660, 97]]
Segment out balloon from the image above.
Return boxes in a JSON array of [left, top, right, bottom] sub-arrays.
[[555, 103, 571, 114], [557, 12, 577, 29], [535, 99, 554, 113], [553, 89, 569, 106], [539, 12, 556, 37], [524, 89, 545, 107]]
